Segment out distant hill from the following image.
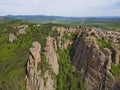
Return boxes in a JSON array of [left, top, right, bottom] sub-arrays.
[[2, 15, 120, 23], [1, 15, 78, 22], [1, 15, 120, 31]]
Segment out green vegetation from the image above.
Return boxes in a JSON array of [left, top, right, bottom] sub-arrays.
[[81, 20, 120, 31], [111, 64, 120, 80], [63, 32, 75, 41], [38, 52, 56, 86], [1, 18, 119, 90], [0, 19, 86, 90], [3, 15, 120, 31], [97, 39, 111, 50], [0, 20, 59, 90], [56, 49, 86, 90], [56, 31, 85, 90]]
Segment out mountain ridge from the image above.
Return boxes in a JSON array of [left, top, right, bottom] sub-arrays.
[[2, 15, 120, 22]]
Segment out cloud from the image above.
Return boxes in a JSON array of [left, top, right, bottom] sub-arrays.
[[0, 0, 120, 16]]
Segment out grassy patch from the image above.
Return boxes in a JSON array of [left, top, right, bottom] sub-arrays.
[[111, 64, 120, 79], [97, 39, 111, 50]]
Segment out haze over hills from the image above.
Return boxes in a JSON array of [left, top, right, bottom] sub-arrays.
[[1, 15, 120, 31], [1, 15, 120, 22]]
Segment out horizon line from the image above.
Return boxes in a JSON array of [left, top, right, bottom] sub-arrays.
[[1, 14, 120, 18]]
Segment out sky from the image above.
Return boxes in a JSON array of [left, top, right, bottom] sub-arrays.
[[0, 0, 120, 17]]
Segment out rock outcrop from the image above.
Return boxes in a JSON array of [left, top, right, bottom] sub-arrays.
[[9, 25, 28, 42], [17, 25, 28, 35], [26, 25, 120, 90], [9, 33, 17, 42], [113, 48, 120, 66], [103, 48, 112, 71], [29, 41, 41, 68], [26, 41, 58, 90], [62, 39, 72, 50], [52, 26, 77, 50], [72, 27, 120, 90], [44, 36, 59, 75], [26, 41, 41, 90]]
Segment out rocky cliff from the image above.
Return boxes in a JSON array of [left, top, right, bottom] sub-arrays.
[[26, 25, 120, 90], [44, 36, 59, 75], [26, 37, 59, 90], [72, 27, 120, 90]]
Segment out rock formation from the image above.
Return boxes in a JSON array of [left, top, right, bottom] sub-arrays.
[[26, 41, 58, 90], [113, 48, 120, 66], [103, 48, 112, 71], [62, 39, 72, 50], [26, 41, 41, 90], [9, 33, 17, 42], [29, 41, 41, 68], [26, 25, 120, 90], [52, 26, 76, 50], [44, 36, 59, 75], [72, 27, 120, 90], [9, 25, 28, 42], [17, 25, 28, 35]]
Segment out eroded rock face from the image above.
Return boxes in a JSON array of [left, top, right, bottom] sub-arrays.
[[29, 41, 41, 68], [113, 48, 120, 66], [113, 81, 120, 90], [26, 41, 41, 90], [26, 25, 120, 90], [103, 48, 112, 71], [52, 26, 79, 50], [72, 31, 115, 90], [9, 25, 28, 42], [9, 33, 16, 42], [44, 36, 59, 75], [17, 25, 28, 35], [62, 39, 72, 50], [26, 41, 57, 90], [91, 28, 120, 43]]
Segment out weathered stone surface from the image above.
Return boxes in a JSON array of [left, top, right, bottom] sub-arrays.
[[113, 80, 120, 90], [103, 48, 112, 71], [26, 41, 56, 90], [25, 25, 120, 90], [52, 26, 80, 50], [53, 38, 57, 51], [44, 36, 59, 75], [29, 41, 41, 68], [26, 41, 41, 90], [113, 48, 120, 66], [9, 33, 16, 42], [17, 25, 28, 35], [72, 30, 115, 90], [62, 39, 72, 50]]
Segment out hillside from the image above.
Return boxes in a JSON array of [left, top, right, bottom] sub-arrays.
[[2, 15, 120, 31], [0, 19, 120, 90]]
